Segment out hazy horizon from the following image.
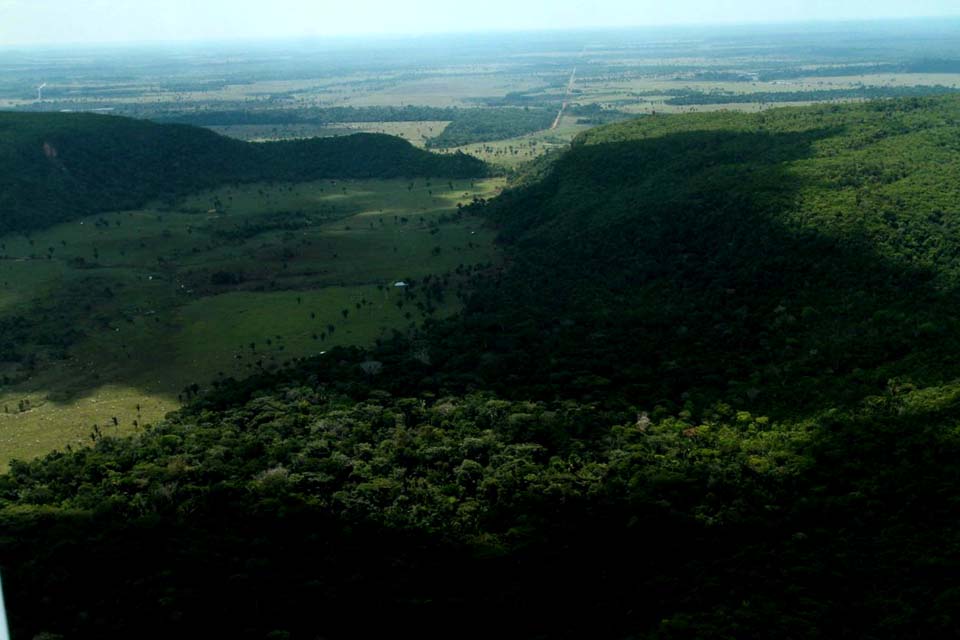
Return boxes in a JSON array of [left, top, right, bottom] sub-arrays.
[[2, 0, 960, 47]]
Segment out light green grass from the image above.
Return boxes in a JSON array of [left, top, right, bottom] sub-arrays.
[[0, 177, 505, 468], [172, 284, 438, 383]]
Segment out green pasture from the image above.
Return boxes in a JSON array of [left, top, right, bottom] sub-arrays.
[[0, 177, 504, 467]]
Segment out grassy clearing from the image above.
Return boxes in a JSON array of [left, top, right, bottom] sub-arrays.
[[172, 284, 441, 383], [442, 116, 592, 167], [0, 386, 173, 467], [0, 177, 504, 467]]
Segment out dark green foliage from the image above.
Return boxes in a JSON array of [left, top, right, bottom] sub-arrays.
[[5, 97, 960, 638], [477, 89, 565, 109], [424, 108, 556, 148], [0, 111, 486, 234], [210, 270, 243, 286], [4, 354, 960, 638], [429, 97, 960, 413]]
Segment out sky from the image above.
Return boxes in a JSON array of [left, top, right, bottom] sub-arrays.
[[1, 0, 959, 46]]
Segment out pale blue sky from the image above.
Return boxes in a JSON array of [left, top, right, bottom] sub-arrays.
[[1, 0, 959, 46]]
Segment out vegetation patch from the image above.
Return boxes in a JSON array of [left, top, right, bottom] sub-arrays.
[[0, 177, 503, 465], [0, 112, 486, 235]]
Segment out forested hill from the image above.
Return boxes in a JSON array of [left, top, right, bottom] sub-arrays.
[[6, 98, 960, 639], [429, 96, 960, 412], [0, 111, 486, 234]]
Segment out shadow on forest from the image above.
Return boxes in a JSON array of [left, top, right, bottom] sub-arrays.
[[7, 122, 960, 423], [428, 124, 960, 415]]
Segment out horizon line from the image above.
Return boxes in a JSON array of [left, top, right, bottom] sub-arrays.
[[2, 13, 960, 51]]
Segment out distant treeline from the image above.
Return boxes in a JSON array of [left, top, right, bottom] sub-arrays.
[[153, 105, 461, 126], [687, 70, 757, 82], [665, 84, 960, 105], [155, 105, 558, 148], [425, 108, 556, 148], [475, 89, 565, 109], [0, 112, 486, 235], [683, 59, 960, 83], [756, 58, 960, 81]]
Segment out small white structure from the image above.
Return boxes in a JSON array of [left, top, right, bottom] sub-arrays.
[[394, 281, 408, 288]]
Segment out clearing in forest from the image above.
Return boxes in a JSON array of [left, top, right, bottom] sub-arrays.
[[0, 177, 504, 467]]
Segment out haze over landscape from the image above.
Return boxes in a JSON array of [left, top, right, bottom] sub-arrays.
[[2, 0, 960, 44], [3, 2, 960, 639]]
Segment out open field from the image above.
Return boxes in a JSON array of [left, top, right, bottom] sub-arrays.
[[336, 75, 546, 108], [441, 115, 593, 167], [0, 177, 504, 466]]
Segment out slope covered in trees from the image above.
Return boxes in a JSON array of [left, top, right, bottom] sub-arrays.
[[4, 98, 960, 638], [0, 112, 486, 234], [429, 97, 960, 412]]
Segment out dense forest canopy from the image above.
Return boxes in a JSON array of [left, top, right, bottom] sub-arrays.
[[432, 97, 960, 411], [0, 112, 486, 235], [4, 97, 960, 638]]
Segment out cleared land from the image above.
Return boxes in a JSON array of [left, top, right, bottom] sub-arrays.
[[441, 115, 592, 167], [0, 177, 504, 466]]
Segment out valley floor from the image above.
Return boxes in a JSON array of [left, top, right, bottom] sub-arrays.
[[0, 177, 504, 466]]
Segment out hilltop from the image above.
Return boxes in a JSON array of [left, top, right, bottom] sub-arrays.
[[0, 112, 487, 235]]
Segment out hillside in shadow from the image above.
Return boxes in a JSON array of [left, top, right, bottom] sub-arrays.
[[426, 102, 960, 416]]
